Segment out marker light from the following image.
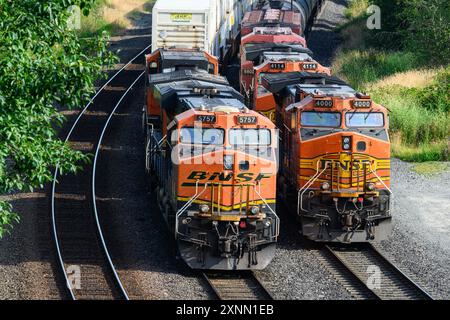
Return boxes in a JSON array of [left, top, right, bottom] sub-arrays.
[[199, 204, 210, 213], [321, 182, 331, 191], [250, 206, 260, 215], [224, 155, 234, 170]]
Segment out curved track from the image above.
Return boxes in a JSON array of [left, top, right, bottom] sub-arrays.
[[322, 244, 434, 300], [51, 45, 151, 300], [203, 271, 274, 300]]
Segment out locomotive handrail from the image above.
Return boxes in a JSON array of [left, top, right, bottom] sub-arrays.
[[298, 160, 331, 214], [175, 180, 210, 239], [368, 163, 393, 195], [254, 184, 280, 239]]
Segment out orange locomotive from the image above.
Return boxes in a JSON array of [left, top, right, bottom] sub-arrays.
[[263, 72, 392, 242], [241, 51, 330, 122], [143, 49, 280, 269]]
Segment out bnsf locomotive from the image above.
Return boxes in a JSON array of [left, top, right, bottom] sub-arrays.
[[143, 49, 279, 269], [263, 72, 392, 242]]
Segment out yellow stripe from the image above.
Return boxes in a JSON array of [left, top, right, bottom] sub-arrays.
[[176, 197, 276, 212]]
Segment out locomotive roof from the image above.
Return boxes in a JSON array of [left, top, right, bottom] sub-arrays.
[[262, 51, 314, 62], [244, 43, 313, 62], [149, 69, 228, 87], [160, 50, 208, 62], [262, 71, 347, 93], [289, 84, 357, 98], [153, 75, 244, 113], [181, 96, 246, 110]]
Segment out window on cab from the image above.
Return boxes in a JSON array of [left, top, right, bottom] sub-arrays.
[[300, 112, 341, 127], [179, 128, 224, 145], [229, 129, 271, 146], [345, 112, 384, 128]]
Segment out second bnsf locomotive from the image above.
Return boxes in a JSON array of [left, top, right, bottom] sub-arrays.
[[144, 49, 280, 269], [263, 72, 392, 242]]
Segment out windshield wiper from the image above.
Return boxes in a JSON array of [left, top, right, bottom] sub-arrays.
[[364, 108, 374, 121]]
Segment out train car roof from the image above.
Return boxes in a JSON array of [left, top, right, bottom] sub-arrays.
[[242, 9, 301, 27], [262, 72, 347, 93], [153, 0, 210, 12], [149, 69, 228, 87]]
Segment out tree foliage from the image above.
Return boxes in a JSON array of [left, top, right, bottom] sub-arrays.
[[369, 0, 450, 64], [0, 0, 116, 237]]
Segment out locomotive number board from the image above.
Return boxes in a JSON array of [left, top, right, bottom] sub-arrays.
[[314, 99, 334, 107], [237, 116, 258, 124], [270, 63, 285, 69], [302, 63, 317, 70], [196, 115, 217, 123], [353, 100, 372, 108]]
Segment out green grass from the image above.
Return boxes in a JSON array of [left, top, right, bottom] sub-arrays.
[[79, 0, 128, 37], [411, 161, 450, 175], [333, 0, 450, 162], [335, 50, 420, 89]]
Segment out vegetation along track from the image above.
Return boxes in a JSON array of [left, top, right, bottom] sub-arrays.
[[320, 243, 434, 300], [51, 44, 151, 300], [203, 271, 274, 300]]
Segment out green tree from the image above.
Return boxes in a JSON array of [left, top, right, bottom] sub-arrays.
[[0, 0, 116, 237]]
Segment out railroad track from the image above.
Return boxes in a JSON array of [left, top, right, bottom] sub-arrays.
[[203, 271, 274, 300], [320, 243, 433, 300], [51, 44, 151, 300]]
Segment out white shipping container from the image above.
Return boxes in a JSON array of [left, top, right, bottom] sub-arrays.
[[152, 0, 255, 61]]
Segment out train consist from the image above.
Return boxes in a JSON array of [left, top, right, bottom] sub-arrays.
[[147, 0, 392, 269]]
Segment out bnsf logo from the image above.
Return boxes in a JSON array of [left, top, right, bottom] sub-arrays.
[[320, 159, 373, 170], [186, 171, 271, 182]]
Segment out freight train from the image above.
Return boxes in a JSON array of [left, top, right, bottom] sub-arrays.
[[147, 0, 392, 271], [143, 48, 280, 269]]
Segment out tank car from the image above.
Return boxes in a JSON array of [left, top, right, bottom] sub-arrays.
[[263, 72, 392, 243], [143, 48, 280, 269]]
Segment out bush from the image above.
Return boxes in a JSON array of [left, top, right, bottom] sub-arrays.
[[417, 67, 450, 113]]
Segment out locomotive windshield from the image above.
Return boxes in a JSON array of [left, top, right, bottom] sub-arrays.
[[346, 112, 384, 128], [229, 129, 271, 146], [180, 127, 224, 145], [301, 112, 341, 127]]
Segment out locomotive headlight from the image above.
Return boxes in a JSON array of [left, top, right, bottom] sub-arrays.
[[264, 220, 272, 227], [199, 204, 210, 213], [250, 205, 260, 215], [223, 155, 234, 170], [321, 182, 330, 191], [342, 136, 352, 150], [366, 182, 376, 191]]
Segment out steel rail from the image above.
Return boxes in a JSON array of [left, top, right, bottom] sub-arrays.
[[51, 44, 151, 300], [91, 71, 145, 300], [203, 271, 274, 300], [325, 244, 434, 300]]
